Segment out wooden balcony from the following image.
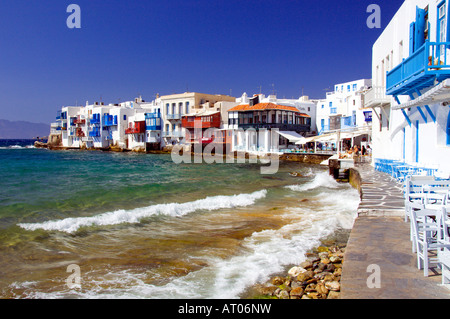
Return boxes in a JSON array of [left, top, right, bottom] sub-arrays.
[[182, 113, 221, 129], [125, 121, 146, 134], [386, 42, 450, 97]]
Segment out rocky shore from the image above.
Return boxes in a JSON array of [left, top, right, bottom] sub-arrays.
[[242, 229, 350, 300]]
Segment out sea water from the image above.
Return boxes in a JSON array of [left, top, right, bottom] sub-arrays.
[[0, 140, 359, 299]]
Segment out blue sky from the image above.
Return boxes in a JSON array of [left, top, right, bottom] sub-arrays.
[[0, 0, 404, 124]]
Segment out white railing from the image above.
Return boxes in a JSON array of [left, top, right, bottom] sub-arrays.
[[363, 86, 391, 108]]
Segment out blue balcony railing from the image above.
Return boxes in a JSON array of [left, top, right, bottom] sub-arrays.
[[90, 114, 101, 125], [341, 116, 354, 130], [386, 42, 450, 96], [103, 114, 117, 126], [89, 128, 101, 137]]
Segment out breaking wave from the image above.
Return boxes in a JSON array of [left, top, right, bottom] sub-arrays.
[[18, 190, 267, 234], [285, 171, 340, 192]]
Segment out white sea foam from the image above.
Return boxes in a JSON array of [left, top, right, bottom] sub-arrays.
[[18, 190, 267, 234], [12, 176, 361, 299], [286, 171, 340, 192], [0, 145, 35, 150]]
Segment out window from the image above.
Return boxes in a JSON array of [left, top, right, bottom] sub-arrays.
[[347, 85, 351, 92], [353, 84, 357, 91], [123, 115, 127, 121], [186, 102, 190, 114], [166, 104, 170, 114], [329, 102, 333, 107], [440, 3, 446, 19]]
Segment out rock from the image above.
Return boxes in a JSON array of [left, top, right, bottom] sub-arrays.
[[289, 172, 303, 177], [315, 283, 329, 295], [271, 276, 285, 286], [327, 291, 340, 299], [334, 268, 342, 276], [326, 263, 336, 272], [289, 287, 304, 298], [321, 258, 331, 265], [318, 252, 329, 259], [257, 285, 278, 296], [299, 260, 314, 269], [325, 281, 341, 292], [290, 280, 304, 289], [297, 270, 314, 282], [314, 263, 326, 273], [329, 256, 342, 263], [288, 266, 306, 277], [278, 290, 290, 299], [307, 292, 320, 299], [317, 247, 329, 253], [323, 274, 335, 282], [305, 253, 320, 261]]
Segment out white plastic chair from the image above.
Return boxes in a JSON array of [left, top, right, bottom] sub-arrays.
[[410, 207, 450, 277], [436, 207, 450, 285]]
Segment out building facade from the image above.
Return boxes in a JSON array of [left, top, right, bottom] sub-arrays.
[[227, 95, 312, 153], [316, 79, 372, 136], [370, 0, 450, 175], [160, 92, 236, 147]]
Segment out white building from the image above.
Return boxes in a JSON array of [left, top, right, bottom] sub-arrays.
[[160, 92, 236, 147], [368, 0, 450, 175], [316, 79, 372, 136], [227, 93, 313, 154], [59, 106, 83, 148]]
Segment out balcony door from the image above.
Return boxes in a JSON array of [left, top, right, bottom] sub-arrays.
[[438, 2, 448, 61]]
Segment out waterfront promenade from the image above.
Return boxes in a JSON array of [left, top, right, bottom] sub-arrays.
[[341, 164, 450, 299]]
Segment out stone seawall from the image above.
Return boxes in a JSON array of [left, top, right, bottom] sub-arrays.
[[348, 168, 362, 200], [279, 153, 333, 165]]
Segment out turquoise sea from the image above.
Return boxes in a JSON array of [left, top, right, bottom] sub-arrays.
[[0, 139, 359, 299]]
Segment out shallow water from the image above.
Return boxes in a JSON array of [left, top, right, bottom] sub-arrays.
[[0, 144, 359, 299]]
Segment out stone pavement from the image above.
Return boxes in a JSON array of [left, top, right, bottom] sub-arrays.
[[340, 164, 450, 299]]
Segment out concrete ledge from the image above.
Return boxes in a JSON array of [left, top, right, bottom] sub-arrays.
[[341, 164, 450, 299]]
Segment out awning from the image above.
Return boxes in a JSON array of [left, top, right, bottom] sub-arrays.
[[295, 136, 316, 145], [276, 131, 305, 142]]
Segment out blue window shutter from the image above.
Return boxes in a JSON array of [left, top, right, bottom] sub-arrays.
[[410, 22, 415, 55], [415, 6, 425, 51], [447, 2, 450, 42]]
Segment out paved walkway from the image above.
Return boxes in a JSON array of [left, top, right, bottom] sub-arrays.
[[341, 164, 450, 299]]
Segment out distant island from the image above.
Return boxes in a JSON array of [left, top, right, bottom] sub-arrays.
[[0, 119, 50, 139]]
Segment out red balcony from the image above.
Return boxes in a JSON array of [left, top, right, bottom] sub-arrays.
[[76, 128, 85, 137], [73, 118, 86, 125], [182, 112, 221, 129], [125, 121, 146, 134]]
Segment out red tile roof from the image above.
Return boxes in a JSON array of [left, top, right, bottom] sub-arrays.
[[228, 103, 310, 117]]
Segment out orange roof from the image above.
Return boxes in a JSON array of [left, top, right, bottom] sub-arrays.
[[228, 103, 310, 117]]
